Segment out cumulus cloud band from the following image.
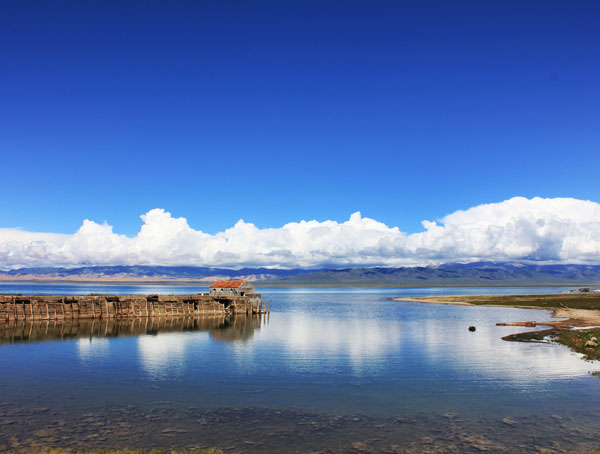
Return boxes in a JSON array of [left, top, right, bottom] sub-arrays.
[[1, 197, 599, 269]]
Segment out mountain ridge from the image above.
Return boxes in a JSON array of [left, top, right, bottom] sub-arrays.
[[1, 262, 600, 286]]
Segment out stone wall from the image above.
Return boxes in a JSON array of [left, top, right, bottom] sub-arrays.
[[0, 293, 264, 322]]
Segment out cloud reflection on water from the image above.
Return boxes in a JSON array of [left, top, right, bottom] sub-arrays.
[[76, 338, 110, 365], [130, 308, 600, 384], [137, 333, 196, 379]]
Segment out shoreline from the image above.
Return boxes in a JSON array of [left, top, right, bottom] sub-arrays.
[[391, 294, 600, 359], [391, 294, 600, 328]]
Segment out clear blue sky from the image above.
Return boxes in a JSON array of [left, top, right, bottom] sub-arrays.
[[2, 1, 599, 235]]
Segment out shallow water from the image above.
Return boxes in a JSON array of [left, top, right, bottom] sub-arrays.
[[0, 284, 599, 453]]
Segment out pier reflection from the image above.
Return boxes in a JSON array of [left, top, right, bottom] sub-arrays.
[[0, 315, 264, 344]]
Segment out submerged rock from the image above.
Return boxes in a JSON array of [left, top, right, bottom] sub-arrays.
[[502, 417, 518, 426]]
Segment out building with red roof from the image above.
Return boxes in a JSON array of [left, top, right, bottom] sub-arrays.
[[209, 280, 255, 297]]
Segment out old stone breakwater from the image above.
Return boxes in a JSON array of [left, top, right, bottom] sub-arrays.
[[0, 294, 262, 322], [0, 280, 268, 322]]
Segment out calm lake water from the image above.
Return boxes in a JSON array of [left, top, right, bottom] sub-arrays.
[[1, 284, 599, 453]]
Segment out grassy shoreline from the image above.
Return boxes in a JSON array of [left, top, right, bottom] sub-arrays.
[[392, 293, 600, 360], [392, 293, 600, 310]]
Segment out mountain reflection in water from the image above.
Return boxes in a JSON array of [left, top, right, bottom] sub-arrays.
[[0, 315, 263, 344]]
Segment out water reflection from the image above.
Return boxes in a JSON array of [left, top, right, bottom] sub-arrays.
[[2, 286, 600, 453], [77, 337, 110, 359], [256, 309, 600, 384], [136, 316, 264, 378], [0, 315, 263, 345], [273, 315, 403, 375]]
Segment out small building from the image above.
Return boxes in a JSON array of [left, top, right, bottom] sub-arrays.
[[209, 280, 255, 297]]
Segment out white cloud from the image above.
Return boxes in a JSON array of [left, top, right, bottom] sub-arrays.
[[1, 196, 600, 269]]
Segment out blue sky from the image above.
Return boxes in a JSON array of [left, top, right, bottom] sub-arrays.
[[1, 1, 599, 242]]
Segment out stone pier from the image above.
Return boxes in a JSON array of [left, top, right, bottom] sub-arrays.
[[0, 293, 264, 322]]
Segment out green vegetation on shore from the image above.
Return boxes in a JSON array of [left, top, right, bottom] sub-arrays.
[[396, 293, 600, 310], [557, 328, 600, 361]]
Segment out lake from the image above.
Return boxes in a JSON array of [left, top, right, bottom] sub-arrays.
[[1, 284, 599, 453]]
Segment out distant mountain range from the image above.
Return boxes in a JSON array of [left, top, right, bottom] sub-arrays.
[[262, 262, 600, 286], [1, 262, 600, 286], [0, 265, 312, 283]]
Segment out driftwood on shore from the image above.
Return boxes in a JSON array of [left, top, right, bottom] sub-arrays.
[[496, 321, 537, 327], [0, 293, 266, 322]]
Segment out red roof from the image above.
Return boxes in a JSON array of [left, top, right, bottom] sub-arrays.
[[210, 280, 246, 288]]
